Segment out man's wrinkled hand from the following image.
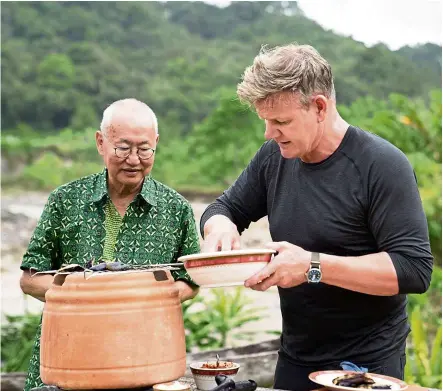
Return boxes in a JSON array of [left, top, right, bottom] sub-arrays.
[[244, 241, 311, 291]]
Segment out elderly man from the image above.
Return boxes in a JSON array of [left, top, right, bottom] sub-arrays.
[[20, 98, 200, 391], [200, 44, 433, 390]]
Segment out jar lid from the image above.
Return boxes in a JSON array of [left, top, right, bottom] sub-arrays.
[[152, 381, 191, 391]]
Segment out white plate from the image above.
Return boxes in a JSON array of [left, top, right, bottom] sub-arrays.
[[179, 249, 276, 288], [178, 248, 276, 262], [309, 370, 408, 391], [183, 262, 270, 287]]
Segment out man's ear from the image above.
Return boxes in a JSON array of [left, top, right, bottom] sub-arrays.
[[156, 134, 160, 145], [96, 131, 104, 156], [314, 95, 328, 123]]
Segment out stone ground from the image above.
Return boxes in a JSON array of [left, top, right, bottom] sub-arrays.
[[1, 191, 282, 346]]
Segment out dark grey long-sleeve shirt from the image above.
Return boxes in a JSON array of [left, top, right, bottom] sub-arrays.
[[200, 125, 433, 365]]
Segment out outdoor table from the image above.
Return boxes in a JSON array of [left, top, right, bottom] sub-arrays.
[[178, 377, 440, 391], [30, 377, 441, 391]]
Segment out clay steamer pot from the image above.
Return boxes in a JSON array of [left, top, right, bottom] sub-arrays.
[[40, 269, 186, 389]]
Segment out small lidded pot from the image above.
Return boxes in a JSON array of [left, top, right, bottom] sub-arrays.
[[190, 361, 240, 390]]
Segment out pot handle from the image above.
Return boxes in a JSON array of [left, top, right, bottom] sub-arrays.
[[213, 376, 257, 391], [210, 377, 236, 391], [233, 380, 258, 391]]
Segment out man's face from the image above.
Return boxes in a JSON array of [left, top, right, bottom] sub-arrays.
[[96, 115, 158, 188], [255, 92, 321, 159]]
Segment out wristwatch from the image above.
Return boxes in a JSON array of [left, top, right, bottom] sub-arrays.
[[305, 252, 322, 283]]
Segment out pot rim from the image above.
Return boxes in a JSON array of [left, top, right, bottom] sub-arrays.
[[178, 249, 276, 263], [190, 361, 240, 372]]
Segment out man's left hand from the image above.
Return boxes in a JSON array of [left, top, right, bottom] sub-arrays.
[[244, 241, 311, 291], [175, 280, 200, 302]]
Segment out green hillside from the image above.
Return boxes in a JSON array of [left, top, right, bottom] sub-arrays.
[[1, 1, 441, 137]]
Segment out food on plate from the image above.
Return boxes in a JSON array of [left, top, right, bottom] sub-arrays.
[[332, 373, 391, 389], [201, 361, 234, 369]]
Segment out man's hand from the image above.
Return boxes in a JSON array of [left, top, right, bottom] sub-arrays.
[[20, 269, 55, 302], [203, 215, 241, 252], [244, 241, 311, 291], [174, 280, 199, 302]]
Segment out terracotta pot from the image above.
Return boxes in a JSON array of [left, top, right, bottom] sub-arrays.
[[40, 270, 186, 389]]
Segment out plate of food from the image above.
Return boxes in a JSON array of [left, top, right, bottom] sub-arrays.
[[308, 370, 408, 391], [178, 248, 276, 288]]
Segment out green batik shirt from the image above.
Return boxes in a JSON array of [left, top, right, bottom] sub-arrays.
[[20, 169, 200, 391]]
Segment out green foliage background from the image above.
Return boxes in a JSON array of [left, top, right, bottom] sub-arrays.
[[1, 2, 441, 136]]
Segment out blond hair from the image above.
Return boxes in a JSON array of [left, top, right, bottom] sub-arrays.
[[237, 43, 335, 107]]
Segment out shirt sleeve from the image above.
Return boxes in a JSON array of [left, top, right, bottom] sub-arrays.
[[367, 145, 434, 294], [172, 201, 201, 287], [200, 143, 269, 237], [20, 191, 61, 272]]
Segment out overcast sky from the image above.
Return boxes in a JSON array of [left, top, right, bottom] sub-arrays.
[[204, 0, 442, 50]]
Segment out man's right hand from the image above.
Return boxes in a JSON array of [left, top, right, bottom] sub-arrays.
[[203, 215, 241, 252]]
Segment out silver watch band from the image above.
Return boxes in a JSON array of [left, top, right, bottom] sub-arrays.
[[311, 252, 320, 267]]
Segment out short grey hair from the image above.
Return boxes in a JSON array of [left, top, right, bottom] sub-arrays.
[[237, 43, 336, 107], [100, 98, 159, 135]]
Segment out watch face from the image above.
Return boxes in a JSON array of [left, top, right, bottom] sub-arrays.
[[307, 268, 322, 283]]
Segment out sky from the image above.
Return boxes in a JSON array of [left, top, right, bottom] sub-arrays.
[[204, 0, 442, 50]]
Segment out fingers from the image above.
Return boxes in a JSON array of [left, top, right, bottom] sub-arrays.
[[248, 272, 279, 291], [202, 233, 227, 252], [221, 234, 233, 251], [244, 262, 277, 287], [203, 233, 241, 252], [265, 241, 288, 252], [232, 236, 241, 250]]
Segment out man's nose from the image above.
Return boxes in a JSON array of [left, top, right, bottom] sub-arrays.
[[264, 121, 279, 140], [126, 149, 141, 164]]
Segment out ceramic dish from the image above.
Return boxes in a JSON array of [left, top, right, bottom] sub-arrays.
[[189, 361, 240, 391], [308, 370, 408, 391], [178, 249, 276, 288]]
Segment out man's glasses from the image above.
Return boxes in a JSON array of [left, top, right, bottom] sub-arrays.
[[113, 146, 155, 160], [102, 132, 155, 160]]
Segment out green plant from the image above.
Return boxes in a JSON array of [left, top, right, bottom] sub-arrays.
[[1, 313, 41, 372], [182, 287, 266, 352], [408, 266, 442, 336], [405, 306, 442, 388]]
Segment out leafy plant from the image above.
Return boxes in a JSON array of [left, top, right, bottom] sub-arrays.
[[405, 306, 442, 389], [1, 313, 41, 372], [182, 287, 266, 352], [408, 266, 442, 336]]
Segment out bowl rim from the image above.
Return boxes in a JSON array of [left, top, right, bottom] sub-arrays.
[[178, 249, 276, 263], [189, 361, 240, 372]]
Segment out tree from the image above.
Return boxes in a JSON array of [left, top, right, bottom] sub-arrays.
[[188, 88, 264, 184], [37, 53, 75, 90]]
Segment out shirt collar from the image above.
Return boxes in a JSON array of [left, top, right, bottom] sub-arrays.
[[90, 168, 158, 206], [90, 168, 108, 203], [139, 175, 158, 206]]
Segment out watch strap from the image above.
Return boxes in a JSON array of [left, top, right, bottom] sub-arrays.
[[311, 252, 320, 267]]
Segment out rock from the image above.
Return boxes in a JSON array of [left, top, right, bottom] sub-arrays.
[[1, 372, 27, 391]]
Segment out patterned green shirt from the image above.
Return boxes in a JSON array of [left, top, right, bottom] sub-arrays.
[[20, 169, 200, 391]]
